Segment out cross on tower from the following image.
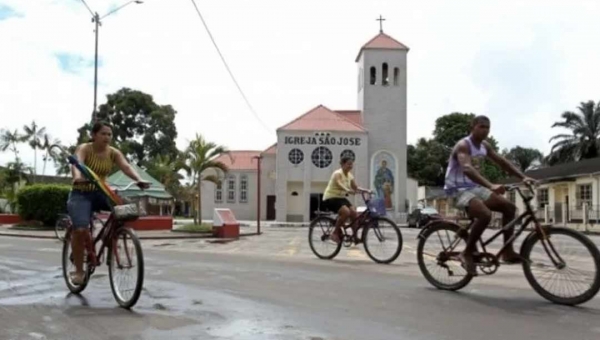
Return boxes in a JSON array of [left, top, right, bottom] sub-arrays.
[[376, 15, 386, 33]]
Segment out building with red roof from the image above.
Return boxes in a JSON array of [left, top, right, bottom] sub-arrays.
[[201, 26, 417, 222]]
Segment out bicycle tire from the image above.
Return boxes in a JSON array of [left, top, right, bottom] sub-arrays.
[[55, 216, 69, 241], [363, 217, 403, 264], [62, 231, 92, 294], [308, 216, 342, 260], [521, 227, 600, 306], [416, 222, 473, 291], [108, 227, 144, 309]]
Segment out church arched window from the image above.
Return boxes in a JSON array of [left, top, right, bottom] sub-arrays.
[[369, 66, 376, 85], [393, 67, 399, 86], [382, 63, 389, 86]]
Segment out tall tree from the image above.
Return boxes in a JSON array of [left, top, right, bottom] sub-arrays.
[[505, 146, 544, 172], [52, 144, 77, 176], [0, 129, 26, 161], [144, 153, 186, 197], [547, 100, 600, 165], [432, 112, 477, 149], [41, 133, 61, 176], [183, 134, 229, 225], [77, 88, 179, 164], [22, 121, 46, 181]]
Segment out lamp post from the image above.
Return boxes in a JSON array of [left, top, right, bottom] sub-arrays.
[[82, 0, 144, 123]]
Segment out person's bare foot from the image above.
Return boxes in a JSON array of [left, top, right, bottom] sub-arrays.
[[459, 252, 477, 276], [501, 248, 523, 264]]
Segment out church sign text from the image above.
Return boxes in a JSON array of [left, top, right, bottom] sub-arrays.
[[284, 136, 362, 146]]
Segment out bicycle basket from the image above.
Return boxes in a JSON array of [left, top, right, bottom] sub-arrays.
[[113, 203, 143, 221], [367, 198, 387, 217]]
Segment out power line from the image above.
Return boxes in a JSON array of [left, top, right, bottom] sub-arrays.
[[189, 0, 273, 134], [79, 0, 95, 17]]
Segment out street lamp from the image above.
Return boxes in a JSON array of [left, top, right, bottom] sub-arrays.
[[81, 0, 144, 123]]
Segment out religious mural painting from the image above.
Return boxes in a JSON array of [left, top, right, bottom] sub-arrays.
[[372, 152, 396, 210]]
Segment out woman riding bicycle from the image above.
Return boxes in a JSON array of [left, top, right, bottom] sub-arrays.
[[322, 157, 370, 244], [68, 121, 149, 285]]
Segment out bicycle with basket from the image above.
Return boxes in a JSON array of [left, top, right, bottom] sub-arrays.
[[53, 145, 148, 309]]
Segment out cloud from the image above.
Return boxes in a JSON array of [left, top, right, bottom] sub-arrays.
[[1, 0, 599, 177], [0, 3, 20, 20]]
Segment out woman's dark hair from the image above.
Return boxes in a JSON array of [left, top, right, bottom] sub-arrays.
[[340, 156, 353, 165], [90, 121, 112, 142]]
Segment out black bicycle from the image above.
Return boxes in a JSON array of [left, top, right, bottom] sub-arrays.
[[308, 191, 403, 264], [416, 183, 600, 305]]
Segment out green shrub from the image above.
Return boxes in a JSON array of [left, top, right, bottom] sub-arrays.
[[17, 184, 70, 226]]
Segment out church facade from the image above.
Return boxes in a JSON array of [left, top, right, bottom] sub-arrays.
[[200, 29, 416, 222]]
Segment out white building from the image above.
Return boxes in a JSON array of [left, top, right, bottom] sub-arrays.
[[201, 29, 417, 222]]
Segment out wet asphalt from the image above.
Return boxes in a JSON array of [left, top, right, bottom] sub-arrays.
[[1, 229, 600, 340]]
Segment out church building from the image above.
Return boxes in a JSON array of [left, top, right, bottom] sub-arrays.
[[201, 27, 417, 223]]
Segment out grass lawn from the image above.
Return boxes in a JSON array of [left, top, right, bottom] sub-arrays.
[[176, 223, 213, 233]]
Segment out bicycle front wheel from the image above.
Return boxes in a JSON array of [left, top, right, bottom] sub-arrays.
[[108, 227, 144, 309], [521, 227, 600, 305], [363, 217, 402, 264]]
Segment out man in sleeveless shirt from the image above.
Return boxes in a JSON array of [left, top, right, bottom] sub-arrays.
[[444, 116, 535, 275]]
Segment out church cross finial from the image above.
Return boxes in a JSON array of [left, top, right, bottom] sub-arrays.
[[376, 15, 386, 33]]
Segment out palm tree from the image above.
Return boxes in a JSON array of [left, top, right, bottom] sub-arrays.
[[41, 133, 61, 176], [145, 153, 186, 191], [505, 146, 544, 172], [22, 121, 46, 181], [183, 134, 229, 225], [0, 129, 26, 161], [51, 144, 77, 176], [547, 100, 600, 165]]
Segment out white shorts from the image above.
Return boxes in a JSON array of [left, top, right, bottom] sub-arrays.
[[453, 187, 493, 209]]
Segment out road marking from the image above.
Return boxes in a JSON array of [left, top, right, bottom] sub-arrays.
[[286, 237, 300, 256], [38, 248, 60, 253]]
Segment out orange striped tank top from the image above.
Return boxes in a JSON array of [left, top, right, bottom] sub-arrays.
[[73, 144, 116, 192]]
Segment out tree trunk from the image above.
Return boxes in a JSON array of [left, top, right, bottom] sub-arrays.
[[33, 147, 37, 183], [196, 176, 202, 225]]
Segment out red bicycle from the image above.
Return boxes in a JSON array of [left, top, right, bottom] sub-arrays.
[[61, 181, 145, 309]]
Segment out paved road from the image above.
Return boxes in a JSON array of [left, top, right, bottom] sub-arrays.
[[1, 228, 600, 340]]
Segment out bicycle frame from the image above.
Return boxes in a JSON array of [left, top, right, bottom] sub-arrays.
[[439, 184, 565, 267]]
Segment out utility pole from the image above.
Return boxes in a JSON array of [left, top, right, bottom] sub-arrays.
[[253, 155, 263, 235], [92, 12, 100, 123]]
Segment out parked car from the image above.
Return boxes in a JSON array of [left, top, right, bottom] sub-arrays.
[[407, 207, 443, 228]]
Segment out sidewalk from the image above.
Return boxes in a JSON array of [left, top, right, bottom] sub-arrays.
[[0, 225, 260, 240]]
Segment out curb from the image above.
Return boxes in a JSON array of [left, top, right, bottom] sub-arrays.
[[0, 231, 261, 240]]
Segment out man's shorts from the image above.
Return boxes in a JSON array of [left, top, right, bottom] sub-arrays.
[[453, 187, 493, 210]]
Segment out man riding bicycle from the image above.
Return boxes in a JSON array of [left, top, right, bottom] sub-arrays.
[[444, 115, 535, 275], [322, 157, 370, 244]]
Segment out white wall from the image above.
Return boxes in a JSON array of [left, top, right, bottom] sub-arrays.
[[201, 169, 258, 221]]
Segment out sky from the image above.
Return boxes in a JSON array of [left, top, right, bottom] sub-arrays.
[[1, 0, 599, 176]]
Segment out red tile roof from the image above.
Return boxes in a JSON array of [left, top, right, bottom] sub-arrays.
[[263, 143, 277, 155], [356, 32, 409, 61], [335, 110, 362, 126], [278, 105, 366, 132], [214, 151, 261, 171]]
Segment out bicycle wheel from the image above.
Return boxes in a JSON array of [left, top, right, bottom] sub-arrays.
[[108, 227, 144, 309], [417, 222, 473, 291], [55, 216, 69, 241], [521, 227, 600, 305], [363, 217, 403, 264], [308, 216, 342, 260], [62, 230, 92, 294]]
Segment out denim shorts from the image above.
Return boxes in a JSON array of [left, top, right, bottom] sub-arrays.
[[453, 187, 493, 209], [67, 190, 111, 229]]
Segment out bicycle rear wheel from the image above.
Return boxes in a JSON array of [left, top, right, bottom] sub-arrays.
[[308, 216, 342, 260], [416, 222, 473, 291], [62, 230, 92, 294], [363, 217, 402, 264], [108, 227, 144, 309], [521, 227, 600, 305]]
